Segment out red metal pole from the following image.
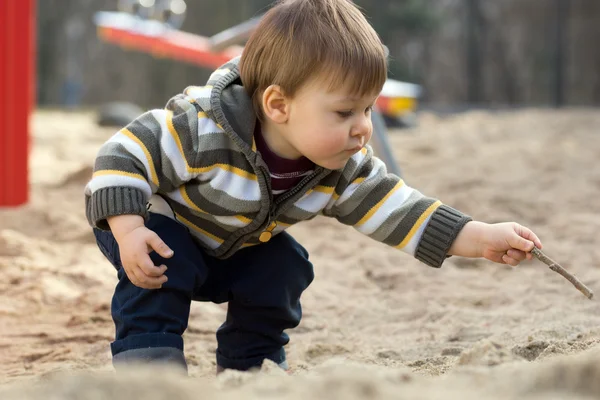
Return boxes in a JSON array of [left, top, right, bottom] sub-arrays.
[[0, 0, 35, 206]]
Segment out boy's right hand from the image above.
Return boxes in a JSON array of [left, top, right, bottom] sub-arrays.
[[107, 215, 174, 289]]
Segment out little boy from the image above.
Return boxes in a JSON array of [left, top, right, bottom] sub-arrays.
[[86, 0, 542, 373]]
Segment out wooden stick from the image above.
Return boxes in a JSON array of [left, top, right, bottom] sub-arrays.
[[531, 247, 594, 300]]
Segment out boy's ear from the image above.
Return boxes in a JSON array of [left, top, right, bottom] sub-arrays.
[[262, 85, 289, 124]]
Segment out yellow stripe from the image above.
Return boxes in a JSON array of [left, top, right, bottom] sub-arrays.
[[198, 111, 207, 118], [235, 215, 253, 224], [179, 187, 206, 213], [330, 177, 366, 201], [166, 110, 187, 164], [313, 185, 335, 194], [251, 136, 257, 152], [174, 212, 224, 244], [395, 200, 442, 249], [93, 170, 147, 181], [120, 128, 159, 186], [165, 110, 257, 180], [241, 242, 260, 248], [361, 147, 367, 155], [356, 180, 405, 226]]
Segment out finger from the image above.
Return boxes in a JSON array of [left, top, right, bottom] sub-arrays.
[[506, 249, 527, 262], [516, 225, 543, 250], [132, 265, 168, 288], [137, 254, 168, 277], [502, 254, 519, 267], [147, 232, 174, 258], [509, 231, 535, 252], [126, 264, 149, 287]]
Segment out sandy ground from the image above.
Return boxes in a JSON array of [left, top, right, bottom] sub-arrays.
[[1, 108, 600, 399]]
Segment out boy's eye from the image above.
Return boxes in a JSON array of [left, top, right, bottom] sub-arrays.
[[336, 110, 353, 118]]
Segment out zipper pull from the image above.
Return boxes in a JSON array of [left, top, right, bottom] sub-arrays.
[[259, 220, 278, 242]]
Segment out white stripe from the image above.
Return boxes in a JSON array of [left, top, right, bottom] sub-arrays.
[[185, 86, 212, 99], [88, 174, 152, 197], [272, 224, 290, 235], [270, 170, 313, 179], [326, 161, 385, 210], [197, 115, 223, 136], [295, 190, 334, 213], [213, 215, 251, 228], [403, 214, 433, 256], [209, 68, 231, 80], [207, 169, 261, 201], [164, 188, 196, 209], [272, 189, 287, 195], [110, 132, 156, 186], [353, 184, 416, 235], [151, 109, 195, 182]]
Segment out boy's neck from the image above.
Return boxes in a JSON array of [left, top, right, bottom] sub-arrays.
[[259, 119, 303, 160]]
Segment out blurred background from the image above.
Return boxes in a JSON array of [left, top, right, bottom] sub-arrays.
[[37, 0, 600, 111], [3, 0, 600, 387]]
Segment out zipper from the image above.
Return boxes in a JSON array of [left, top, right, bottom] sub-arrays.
[[257, 168, 323, 242]]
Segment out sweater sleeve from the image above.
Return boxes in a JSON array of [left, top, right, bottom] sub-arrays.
[[322, 146, 472, 268], [84, 93, 206, 230]]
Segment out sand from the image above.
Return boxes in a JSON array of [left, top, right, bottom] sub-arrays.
[[1, 108, 600, 399]]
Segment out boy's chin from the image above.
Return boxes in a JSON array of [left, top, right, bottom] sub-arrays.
[[314, 157, 350, 171]]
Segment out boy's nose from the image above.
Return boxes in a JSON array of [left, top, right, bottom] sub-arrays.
[[351, 115, 371, 141]]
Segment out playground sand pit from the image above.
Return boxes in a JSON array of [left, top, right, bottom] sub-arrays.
[[1, 108, 600, 399]]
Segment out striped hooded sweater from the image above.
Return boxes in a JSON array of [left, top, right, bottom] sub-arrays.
[[85, 58, 471, 267]]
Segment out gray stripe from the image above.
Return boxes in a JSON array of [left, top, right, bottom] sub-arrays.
[[95, 150, 150, 182], [335, 172, 398, 226], [277, 206, 315, 224], [170, 202, 240, 237], [383, 197, 439, 247], [169, 99, 199, 156], [196, 182, 262, 214], [318, 170, 343, 189], [196, 132, 242, 152], [127, 116, 180, 191], [370, 190, 425, 242], [182, 182, 258, 216], [195, 148, 255, 175]]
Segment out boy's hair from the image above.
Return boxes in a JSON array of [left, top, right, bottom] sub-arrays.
[[239, 0, 387, 121]]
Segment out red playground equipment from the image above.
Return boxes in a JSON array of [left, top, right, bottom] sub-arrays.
[[0, 0, 35, 206]]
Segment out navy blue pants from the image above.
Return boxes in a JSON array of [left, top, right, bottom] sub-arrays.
[[93, 213, 314, 371]]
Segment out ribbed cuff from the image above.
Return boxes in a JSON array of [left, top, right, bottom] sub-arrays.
[[86, 187, 148, 230], [415, 204, 472, 268]]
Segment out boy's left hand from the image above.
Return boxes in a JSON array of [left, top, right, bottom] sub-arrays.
[[479, 222, 543, 266]]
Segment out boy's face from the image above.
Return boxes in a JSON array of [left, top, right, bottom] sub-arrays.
[[281, 78, 378, 170]]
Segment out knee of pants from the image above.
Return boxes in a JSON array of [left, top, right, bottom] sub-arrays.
[[273, 231, 315, 289]]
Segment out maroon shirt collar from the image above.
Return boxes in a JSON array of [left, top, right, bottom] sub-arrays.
[[254, 123, 314, 173]]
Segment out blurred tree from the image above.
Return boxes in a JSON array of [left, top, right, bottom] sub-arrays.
[[34, 0, 600, 107], [356, 0, 442, 83]]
